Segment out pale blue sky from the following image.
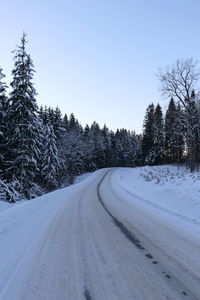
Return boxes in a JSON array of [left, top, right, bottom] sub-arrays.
[[1, 0, 200, 132]]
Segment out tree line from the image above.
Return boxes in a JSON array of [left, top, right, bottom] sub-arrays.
[[0, 34, 141, 202], [140, 100, 184, 166], [1, 35, 199, 202], [140, 58, 200, 172]]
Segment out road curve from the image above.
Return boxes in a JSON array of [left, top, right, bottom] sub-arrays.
[[0, 169, 200, 300]]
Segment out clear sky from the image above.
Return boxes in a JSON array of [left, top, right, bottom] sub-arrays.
[[1, 0, 200, 133]]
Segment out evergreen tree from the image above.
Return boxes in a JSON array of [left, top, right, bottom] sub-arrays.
[[82, 124, 93, 171], [47, 107, 54, 125], [52, 106, 65, 140], [164, 98, 184, 165], [165, 98, 177, 163], [101, 124, 111, 167], [185, 91, 200, 170], [38, 105, 44, 118], [63, 129, 85, 182], [153, 104, 164, 164], [140, 103, 155, 164], [83, 124, 90, 138], [0, 68, 8, 171], [174, 103, 185, 167], [63, 113, 69, 132], [129, 131, 142, 166], [109, 131, 117, 166], [69, 113, 76, 130], [89, 122, 105, 169], [41, 125, 60, 191], [5, 33, 41, 198], [38, 105, 50, 125], [114, 129, 132, 167]]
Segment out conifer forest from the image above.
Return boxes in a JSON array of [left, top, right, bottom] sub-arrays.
[[1, 35, 200, 202]]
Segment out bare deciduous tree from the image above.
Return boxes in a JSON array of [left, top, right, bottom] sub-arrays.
[[158, 58, 200, 109]]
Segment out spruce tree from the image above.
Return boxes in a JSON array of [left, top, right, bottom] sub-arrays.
[[52, 106, 65, 140], [41, 125, 60, 191], [153, 104, 164, 164], [63, 130, 85, 182], [0, 68, 8, 172], [5, 33, 41, 198], [83, 124, 90, 138], [174, 103, 185, 167], [47, 107, 54, 125], [89, 122, 105, 169], [63, 114, 69, 132], [101, 124, 111, 167], [185, 91, 200, 170], [69, 113, 76, 130], [140, 103, 155, 165], [114, 129, 133, 167], [165, 98, 177, 163]]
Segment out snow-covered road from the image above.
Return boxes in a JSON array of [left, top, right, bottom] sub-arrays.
[[0, 168, 200, 299]]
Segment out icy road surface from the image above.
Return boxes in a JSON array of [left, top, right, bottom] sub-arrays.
[[0, 168, 200, 299]]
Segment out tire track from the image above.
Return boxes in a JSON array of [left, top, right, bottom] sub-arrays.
[[97, 172, 145, 251]]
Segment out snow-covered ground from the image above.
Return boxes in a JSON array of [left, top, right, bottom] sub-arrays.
[[0, 166, 200, 299], [74, 172, 92, 184], [0, 172, 92, 213], [114, 165, 200, 228], [0, 200, 13, 212]]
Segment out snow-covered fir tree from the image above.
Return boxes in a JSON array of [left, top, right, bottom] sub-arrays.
[[101, 124, 111, 167], [88, 122, 106, 169], [153, 104, 165, 164], [68, 113, 76, 130], [62, 124, 85, 182], [39, 105, 49, 125], [0, 68, 8, 171], [140, 103, 155, 165], [175, 103, 185, 167], [41, 125, 60, 191], [52, 107, 65, 140], [165, 98, 184, 165], [184, 91, 200, 170], [165, 98, 177, 163], [5, 33, 41, 199], [63, 113, 69, 132]]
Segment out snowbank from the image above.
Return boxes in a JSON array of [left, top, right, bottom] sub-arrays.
[[74, 172, 92, 184], [0, 171, 94, 213], [114, 165, 200, 229]]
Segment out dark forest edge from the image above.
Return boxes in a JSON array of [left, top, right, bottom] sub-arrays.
[[0, 34, 199, 202], [0, 34, 141, 202]]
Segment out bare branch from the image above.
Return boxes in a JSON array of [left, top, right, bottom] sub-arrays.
[[157, 58, 200, 110]]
